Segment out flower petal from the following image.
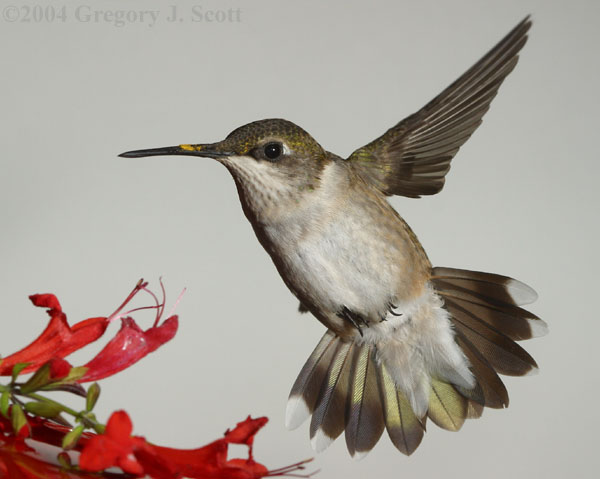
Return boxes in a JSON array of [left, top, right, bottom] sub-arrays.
[[48, 358, 72, 380], [28, 294, 62, 312], [105, 410, 134, 442], [140, 417, 270, 479], [225, 416, 269, 446], [79, 316, 178, 382], [0, 314, 108, 376], [78, 435, 121, 472], [117, 453, 144, 476]]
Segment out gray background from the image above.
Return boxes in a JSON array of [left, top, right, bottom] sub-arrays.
[[1, 0, 598, 477]]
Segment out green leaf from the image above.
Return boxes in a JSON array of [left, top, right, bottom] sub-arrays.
[[62, 424, 84, 450], [0, 391, 10, 418], [20, 363, 52, 394], [85, 383, 100, 412], [11, 403, 28, 436], [24, 401, 63, 419], [11, 363, 31, 382]]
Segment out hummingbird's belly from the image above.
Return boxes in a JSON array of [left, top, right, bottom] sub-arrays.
[[265, 201, 430, 329], [289, 232, 393, 316]]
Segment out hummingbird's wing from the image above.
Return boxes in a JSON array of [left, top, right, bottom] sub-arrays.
[[347, 17, 531, 198]]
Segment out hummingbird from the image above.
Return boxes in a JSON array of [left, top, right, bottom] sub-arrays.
[[121, 17, 547, 458]]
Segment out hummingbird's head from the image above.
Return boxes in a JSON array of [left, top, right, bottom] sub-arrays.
[[120, 119, 330, 209]]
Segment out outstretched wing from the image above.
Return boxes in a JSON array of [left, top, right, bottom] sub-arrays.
[[347, 17, 531, 198]]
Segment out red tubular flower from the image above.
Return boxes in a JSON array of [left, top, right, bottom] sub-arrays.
[[1, 281, 313, 478], [3, 395, 313, 478], [0, 280, 179, 382], [146, 416, 270, 479], [0, 295, 107, 376], [79, 315, 178, 383], [78, 412, 309, 479]]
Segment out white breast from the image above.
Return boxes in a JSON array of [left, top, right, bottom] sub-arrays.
[[262, 162, 398, 316]]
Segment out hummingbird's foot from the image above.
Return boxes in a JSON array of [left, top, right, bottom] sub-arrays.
[[388, 303, 403, 318], [379, 303, 402, 322], [338, 306, 370, 336]]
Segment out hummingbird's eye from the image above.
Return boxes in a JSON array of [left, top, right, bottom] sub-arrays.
[[263, 142, 282, 160]]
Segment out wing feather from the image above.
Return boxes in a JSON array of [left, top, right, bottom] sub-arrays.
[[348, 17, 531, 197]]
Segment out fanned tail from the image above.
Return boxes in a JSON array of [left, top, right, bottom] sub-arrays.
[[287, 267, 546, 457], [286, 335, 424, 458]]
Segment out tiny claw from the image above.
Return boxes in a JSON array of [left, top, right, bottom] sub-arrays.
[[388, 303, 403, 317], [338, 307, 369, 336]]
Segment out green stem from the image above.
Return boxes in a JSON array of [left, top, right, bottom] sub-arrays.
[[23, 392, 79, 416], [18, 391, 105, 434]]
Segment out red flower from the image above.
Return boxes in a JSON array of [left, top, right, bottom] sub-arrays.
[[0, 280, 179, 382], [77, 411, 309, 479], [0, 295, 107, 376], [148, 416, 270, 479], [0, 281, 314, 478], [79, 410, 146, 475], [79, 315, 178, 383]]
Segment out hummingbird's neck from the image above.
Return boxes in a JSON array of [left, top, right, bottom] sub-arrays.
[[224, 157, 303, 221], [221, 154, 335, 226]]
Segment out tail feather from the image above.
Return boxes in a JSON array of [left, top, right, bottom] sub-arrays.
[[443, 295, 545, 341], [345, 344, 385, 458], [432, 267, 548, 341], [309, 341, 353, 452], [456, 332, 509, 408], [467, 400, 484, 419], [447, 299, 539, 376], [431, 267, 538, 305], [428, 379, 468, 431], [377, 362, 425, 455], [286, 330, 338, 430], [454, 374, 485, 406]]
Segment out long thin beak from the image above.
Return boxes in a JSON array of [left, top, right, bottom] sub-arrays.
[[118, 144, 233, 159]]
